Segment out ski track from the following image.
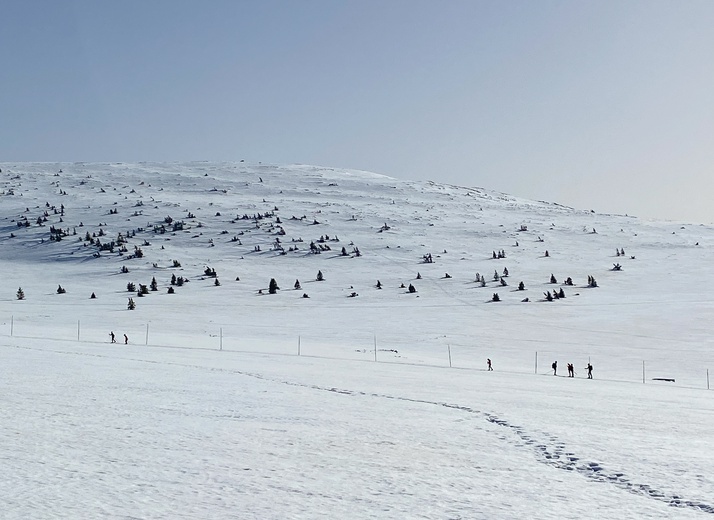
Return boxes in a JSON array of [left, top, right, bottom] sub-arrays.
[[9, 343, 714, 515]]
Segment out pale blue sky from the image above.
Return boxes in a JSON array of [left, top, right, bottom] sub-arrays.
[[2, 1, 713, 221]]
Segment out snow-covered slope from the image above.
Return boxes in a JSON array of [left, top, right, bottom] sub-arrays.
[[1, 162, 713, 518]]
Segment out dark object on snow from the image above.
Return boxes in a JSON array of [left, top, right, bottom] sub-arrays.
[[408, 284, 416, 293], [552, 361, 557, 375], [269, 278, 279, 294], [585, 363, 593, 379]]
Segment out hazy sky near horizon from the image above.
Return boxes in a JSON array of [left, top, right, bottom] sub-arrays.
[[2, 1, 713, 222]]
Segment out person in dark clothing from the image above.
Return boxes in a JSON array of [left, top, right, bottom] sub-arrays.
[[487, 358, 493, 371], [586, 363, 593, 379], [552, 361, 557, 375], [109, 331, 116, 343], [124, 334, 128, 345]]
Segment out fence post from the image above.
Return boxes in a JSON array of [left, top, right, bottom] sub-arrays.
[[707, 369, 710, 390], [77, 320, 80, 341], [298, 335, 301, 356], [535, 351, 538, 374], [145, 323, 149, 346], [642, 361, 645, 384], [219, 328, 223, 351], [447, 344, 452, 368]]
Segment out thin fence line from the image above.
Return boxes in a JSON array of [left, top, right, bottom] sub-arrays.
[[1, 329, 710, 393]]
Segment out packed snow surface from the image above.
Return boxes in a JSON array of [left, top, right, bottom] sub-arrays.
[[1, 162, 713, 518]]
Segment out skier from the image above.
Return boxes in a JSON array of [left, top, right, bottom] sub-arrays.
[[567, 363, 574, 377], [124, 334, 128, 345], [586, 363, 593, 379], [552, 361, 557, 376], [109, 331, 116, 343], [487, 358, 493, 371]]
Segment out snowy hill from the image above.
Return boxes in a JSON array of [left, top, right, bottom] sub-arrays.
[[1, 162, 713, 518]]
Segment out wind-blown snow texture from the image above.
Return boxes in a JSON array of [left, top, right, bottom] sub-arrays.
[[1, 162, 713, 519]]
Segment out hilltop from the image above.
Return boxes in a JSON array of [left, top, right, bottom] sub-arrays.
[[2, 162, 714, 519], [2, 161, 712, 382]]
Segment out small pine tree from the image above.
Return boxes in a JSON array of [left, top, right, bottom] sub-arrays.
[[294, 279, 301, 290], [127, 282, 136, 292], [269, 278, 279, 294], [150, 277, 158, 291], [16, 287, 25, 300], [171, 273, 177, 285], [167, 287, 175, 294], [90, 292, 97, 299], [57, 285, 66, 294], [316, 270, 324, 281], [127, 297, 136, 310], [214, 278, 221, 286]]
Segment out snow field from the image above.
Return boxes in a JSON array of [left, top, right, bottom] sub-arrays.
[[2, 161, 714, 518], [1, 337, 711, 519]]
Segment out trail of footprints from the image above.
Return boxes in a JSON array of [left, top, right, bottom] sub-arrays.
[[14, 347, 712, 514], [312, 384, 714, 515]]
